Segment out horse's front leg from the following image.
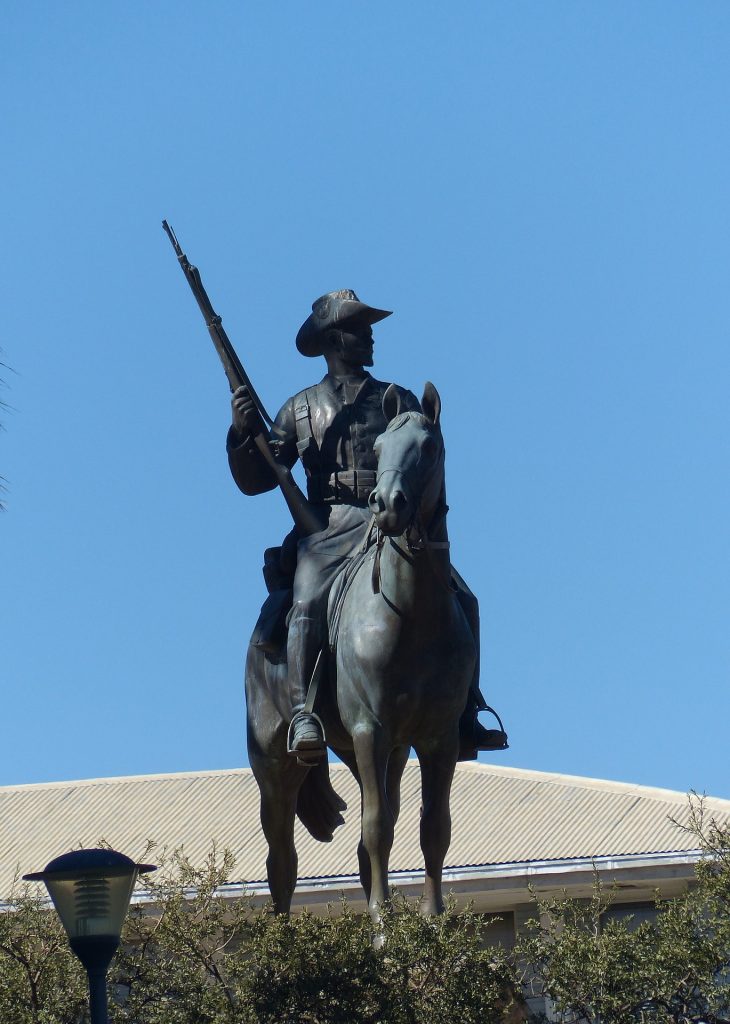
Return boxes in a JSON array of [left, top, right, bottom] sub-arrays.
[[386, 745, 410, 824], [353, 726, 394, 923], [415, 736, 459, 915], [351, 744, 409, 907], [334, 749, 374, 906], [256, 765, 301, 914]]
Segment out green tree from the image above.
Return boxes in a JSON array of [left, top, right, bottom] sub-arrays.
[[238, 902, 391, 1024], [112, 845, 251, 1024], [238, 896, 519, 1024], [111, 848, 517, 1024], [0, 875, 86, 1024], [378, 896, 519, 1024], [9, 806, 730, 1024], [514, 798, 730, 1024]]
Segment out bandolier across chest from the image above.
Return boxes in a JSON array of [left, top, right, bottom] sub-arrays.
[[290, 374, 419, 506]]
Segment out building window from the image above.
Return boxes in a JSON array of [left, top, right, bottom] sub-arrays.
[[601, 901, 657, 932], [482, 911, 515, 949]]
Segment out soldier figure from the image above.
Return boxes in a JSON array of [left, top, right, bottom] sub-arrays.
[[227, 289, 501, 760]]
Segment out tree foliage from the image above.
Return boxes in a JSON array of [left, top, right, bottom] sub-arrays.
[[112, 846, 249, 1024], [3, 800, 730, 1024], [514, 797, 730, 1024], [110, 847, 516, 1024], [0, 875, 86, 1024]]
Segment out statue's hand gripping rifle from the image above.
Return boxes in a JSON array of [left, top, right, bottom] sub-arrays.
[[162, 220, 324, 537]]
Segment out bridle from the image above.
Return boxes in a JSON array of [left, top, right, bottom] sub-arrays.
[[364, 431, 454, 594]]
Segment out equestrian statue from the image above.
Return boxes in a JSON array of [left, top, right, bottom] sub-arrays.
[[163, 223, 507, 922]]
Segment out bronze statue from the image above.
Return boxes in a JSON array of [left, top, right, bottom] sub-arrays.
[[233, 294, 508, 919], [163, 225, 506, 921], [228, 292, 502, 760]]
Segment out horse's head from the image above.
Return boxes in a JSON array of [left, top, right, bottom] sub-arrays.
[[368, 382, 445, 537]]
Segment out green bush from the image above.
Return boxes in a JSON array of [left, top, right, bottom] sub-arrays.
[[0, 875, 86, 1024], [3, 798, 730, 1024], [514, 797, 730, 1024], [111, 848, 515, 1024]]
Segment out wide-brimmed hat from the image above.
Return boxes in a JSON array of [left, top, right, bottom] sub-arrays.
[[296, 289, 392, 357]]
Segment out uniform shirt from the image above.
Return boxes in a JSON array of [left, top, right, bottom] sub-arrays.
[[227, 372, 420, 503]]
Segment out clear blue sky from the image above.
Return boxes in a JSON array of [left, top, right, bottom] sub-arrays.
[[1, 2, 728, 797]]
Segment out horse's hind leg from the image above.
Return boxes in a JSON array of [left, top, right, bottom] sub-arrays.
[[416, 741, 458, 915], [353, 728, 394, 922], [257, 769, 299, 914]]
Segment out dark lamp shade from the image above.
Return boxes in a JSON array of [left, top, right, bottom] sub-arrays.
[[24, 849, 156, 943]]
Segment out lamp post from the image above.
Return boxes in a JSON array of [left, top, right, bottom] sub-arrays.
[[25, 848, 156, 1024]]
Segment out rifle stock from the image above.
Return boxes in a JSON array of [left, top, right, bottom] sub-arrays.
[[162, 220, 325, 537]]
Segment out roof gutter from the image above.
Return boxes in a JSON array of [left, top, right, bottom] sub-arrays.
[[4, 850, 702, 915]]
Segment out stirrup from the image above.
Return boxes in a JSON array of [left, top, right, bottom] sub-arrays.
[[287, 711, 327, 766], [481, 703, 507, 736], [458, 703, 509, 761], [475, 704, 509, 753], [458, 729, 509, 761]]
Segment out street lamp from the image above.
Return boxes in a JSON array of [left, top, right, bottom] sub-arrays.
[[25, 848, 156, 1024]]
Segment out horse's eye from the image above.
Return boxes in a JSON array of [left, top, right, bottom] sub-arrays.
[[421, 437, 437, 461]]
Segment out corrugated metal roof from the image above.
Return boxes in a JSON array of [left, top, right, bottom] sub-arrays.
[[1, 762, 727, 897]]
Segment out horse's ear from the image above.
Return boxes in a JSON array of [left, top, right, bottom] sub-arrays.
[[382, 384, 402, 423], [421, 381, 441, 425]]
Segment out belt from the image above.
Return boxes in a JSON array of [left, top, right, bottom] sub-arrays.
[[308, 469, 377, 505]]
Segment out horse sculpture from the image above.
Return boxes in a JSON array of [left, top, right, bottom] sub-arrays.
[[246, 382, 476, 922]]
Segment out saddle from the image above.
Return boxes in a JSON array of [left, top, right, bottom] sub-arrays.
[[249, 531, 375, 658], [251, 532, 510, 757]]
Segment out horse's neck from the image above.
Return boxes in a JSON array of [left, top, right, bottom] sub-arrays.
[[422, 482, 449, 544], [378, 486, 453, 614]]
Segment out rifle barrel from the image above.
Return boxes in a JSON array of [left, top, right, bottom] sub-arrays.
[[162, 219, 274, 427], [161, 220, 181, 255]]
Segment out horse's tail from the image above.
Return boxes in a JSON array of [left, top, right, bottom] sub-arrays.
[[296, 760, 347, 842]]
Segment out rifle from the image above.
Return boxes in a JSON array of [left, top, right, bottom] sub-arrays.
[[162, 220, 325, 537]]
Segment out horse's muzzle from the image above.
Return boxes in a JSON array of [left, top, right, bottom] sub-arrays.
[[368, 481, 412, 536]]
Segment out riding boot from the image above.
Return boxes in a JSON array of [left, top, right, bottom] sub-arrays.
[[286, 603, 326, 761], [458, 688, 509, 761], [451, 573, 508, 759], [288, 704, 326, 764]]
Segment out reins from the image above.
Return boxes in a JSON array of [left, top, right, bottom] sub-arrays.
[[364, 503, 455, 596], [363, 417, 453, 595]]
